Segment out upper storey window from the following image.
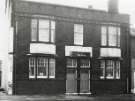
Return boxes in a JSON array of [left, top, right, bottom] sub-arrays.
[[74, 24, 83, 45], [101, 26, 120, 47], [31, 19, 55, 43]]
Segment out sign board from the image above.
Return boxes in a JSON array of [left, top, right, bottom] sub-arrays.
[[65, 46, 92, 57], [71, 52, 90, 57]]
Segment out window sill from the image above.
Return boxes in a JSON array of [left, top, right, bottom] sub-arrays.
[[99, 78, 121, 80], [100, 45, 120, 48], [28, 78, 56, 80], [30, 41, 55, 44]]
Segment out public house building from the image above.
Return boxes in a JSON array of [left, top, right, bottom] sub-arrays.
[[2, 0, 130, 94]]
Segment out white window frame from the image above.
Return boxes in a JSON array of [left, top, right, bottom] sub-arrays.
[[106, 60, 115, 79], [116, 61, 120, 79], [67, 58, 77, 68], [37, 57, 48, 79], [31, 19, 38, 41], [74, 24, 83, 45], [29, 57, 56, 79], [100, 60, 120, 79], [108, 26, 117, 46], [49, 59, 55, 78], [101, 26, 107, 46], [101, 25, 121, 47], [100, 60, 105, 79], [29, 57, 36, 78], [31, 19, 55, 43], [39, 19, 50, 42]]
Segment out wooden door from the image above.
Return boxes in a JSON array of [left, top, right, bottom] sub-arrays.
[[66, 69, 77, 93]]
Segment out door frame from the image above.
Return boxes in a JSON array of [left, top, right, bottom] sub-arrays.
[[66, 56, 91, 95]]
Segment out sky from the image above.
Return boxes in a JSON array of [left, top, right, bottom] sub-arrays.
[[0, 0, 135, 66]]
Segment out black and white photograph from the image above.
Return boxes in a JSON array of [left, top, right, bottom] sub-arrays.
[[0, 0, 135, 100]]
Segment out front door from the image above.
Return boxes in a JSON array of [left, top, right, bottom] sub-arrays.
[[66, 69, 77, 93], [66, 58, 90, 94]]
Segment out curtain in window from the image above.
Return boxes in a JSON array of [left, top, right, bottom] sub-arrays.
[[117, 28, 121, 47], [100, 60, 105, 79], [116, 61, 120, 79], [31, 19, 38, 41], [101, 26, 107, 46], [29, 57, 36, 78], [37, 57, 48, 78], [106, 60, 114, 79], [49, 59, 55, 78]]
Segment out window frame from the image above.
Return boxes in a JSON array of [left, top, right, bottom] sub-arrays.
[[100, 60, 120, 80], [29, 57, 56, 79], [74, 24, 84, 45], [101, 25, 121, 47], [67, 58, 77, 68], [31, 19, 55, 43], [29, 57, 36, 78]]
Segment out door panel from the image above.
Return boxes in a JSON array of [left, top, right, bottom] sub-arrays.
[[80, 70, 90, 93], [66, 69, 77, 93]]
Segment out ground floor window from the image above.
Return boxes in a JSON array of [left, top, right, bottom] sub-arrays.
[[100, 60, 120, 79], [29, 57, 55, 79]]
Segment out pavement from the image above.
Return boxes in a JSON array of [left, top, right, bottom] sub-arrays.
[[1, 92, 135, 101]]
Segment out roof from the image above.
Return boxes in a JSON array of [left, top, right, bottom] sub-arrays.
[[12, 0, 129, 24]]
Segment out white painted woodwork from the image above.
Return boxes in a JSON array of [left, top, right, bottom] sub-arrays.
[[30, 43, 56, 54], [65, 46, 92, 57], [100, 48, 121, 57]]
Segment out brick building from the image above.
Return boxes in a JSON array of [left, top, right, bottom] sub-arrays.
[[2, 0, 130, 94]]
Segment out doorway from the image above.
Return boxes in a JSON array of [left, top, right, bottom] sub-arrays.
[[66, 58, 91, 94]]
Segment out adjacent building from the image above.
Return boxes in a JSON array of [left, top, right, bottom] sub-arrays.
[[0, 61, 2, 87], [131, 28, 135, 93], [2, 0, 130, 95]]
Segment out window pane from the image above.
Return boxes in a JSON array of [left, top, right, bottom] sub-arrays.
[[74, 32, 83, 45], [117, 28, 121, 47], [116, 61, 120, 79], [100, 60, 105, 79], [80, 59, 90, 68], [29, 57, 36, 78], [74, 24, 83, 45], [31, 19, 37, 41], [51, 21, 55, 29], [51, 21, 55, 42], [74, 24, 83, 32], [37, 57, 48, 78], [67, 59, 77, 68], [39, 20, 49, 28], [101, 26, 107, 46], [51, 29, 55, 43], [108, 26, 117, 46], [106, 60, 114, 79], [49, 59, 55, 78], [39, 20, 49, 42], [39, 29, 49, 42]]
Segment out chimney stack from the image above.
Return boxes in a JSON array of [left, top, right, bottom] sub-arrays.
[[108, 0, 118, 13]]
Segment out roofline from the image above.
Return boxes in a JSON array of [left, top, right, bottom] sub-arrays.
[[13, 0, 129, 16]]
